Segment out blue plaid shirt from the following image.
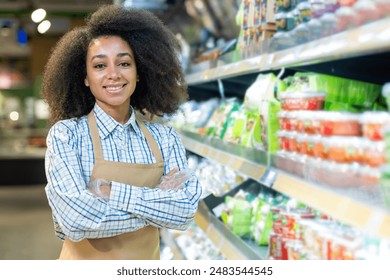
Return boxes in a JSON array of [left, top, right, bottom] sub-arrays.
[[45, 104, 202, 241]]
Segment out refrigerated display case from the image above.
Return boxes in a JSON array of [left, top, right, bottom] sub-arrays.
[[179, 17, 390, 259]]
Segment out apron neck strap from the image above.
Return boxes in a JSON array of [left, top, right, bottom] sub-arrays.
[[135, 119, 163, 163], [88, 111, 104, 160], [88, 110, 163, 163]]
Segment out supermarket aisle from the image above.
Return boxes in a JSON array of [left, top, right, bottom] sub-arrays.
[[0, 185, 62, 260]]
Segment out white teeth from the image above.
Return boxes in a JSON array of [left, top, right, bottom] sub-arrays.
[[105, 86, 122, 90]]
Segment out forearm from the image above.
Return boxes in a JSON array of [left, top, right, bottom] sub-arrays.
[[45, 147, 147, 241], [109, 175, 202, 230], [45, 176, 148, 241]]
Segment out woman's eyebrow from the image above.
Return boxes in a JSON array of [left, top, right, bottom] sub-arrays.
[[90, 54, 106, 61], [117, 52, 132, 58], [90, 53, 133, 61]]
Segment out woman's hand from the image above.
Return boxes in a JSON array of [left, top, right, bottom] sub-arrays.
[[87, 179, 111, 201], [158, 168, 192, 191]]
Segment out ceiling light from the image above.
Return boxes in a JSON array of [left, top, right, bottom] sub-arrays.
[[122, 0, 169, 10], [9, 111, 20, 121], [37, 20, 51, 34], [31, 8, 47, 23]]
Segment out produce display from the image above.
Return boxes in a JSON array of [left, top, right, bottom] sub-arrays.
[[173, 73, 390, 195], [170, 67, 390, 259], [237, 0, 390, 53], [214, 181, 390, 260], [274, 74, 389, 195]]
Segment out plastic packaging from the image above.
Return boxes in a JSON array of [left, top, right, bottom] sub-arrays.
[[278, 110, 299, 131], [306, 158, 361, 188], [277, 130, 298, 152], [362, 140, 386, 167], [158, 168, 193, 190], [360, 112, 390, 141], [297, 133, 322, 157], [322, 136, 364, 163], [334, 6, 359, 32], [295, 111, 320, 134], [319, 12, 339, 37], [298, 1, 313, 22], [317, 111, 361, 136], [353, 0, 382, 26], [358, 165, 380, 192], [87, 178, 111, 201], [280, 91, 327, 110]]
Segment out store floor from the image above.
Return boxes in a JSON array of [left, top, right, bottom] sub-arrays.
[[0, 185, 62, 260]]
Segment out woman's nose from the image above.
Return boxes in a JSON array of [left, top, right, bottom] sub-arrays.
[[106, 66, 120, 79]]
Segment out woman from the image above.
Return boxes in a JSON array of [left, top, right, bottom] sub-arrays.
[[42, 5, 202, 260]]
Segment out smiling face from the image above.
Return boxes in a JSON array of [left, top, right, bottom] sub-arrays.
[[85, 35, 137, 121]]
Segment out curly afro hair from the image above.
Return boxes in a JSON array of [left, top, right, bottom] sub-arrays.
[[41, 4, 188, 124]]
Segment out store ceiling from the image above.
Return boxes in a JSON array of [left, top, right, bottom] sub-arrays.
[[0, 0, 178, 14], [0, 0, 113, 14], [0, 0, 240, 58], [0, 0, 185, 57]]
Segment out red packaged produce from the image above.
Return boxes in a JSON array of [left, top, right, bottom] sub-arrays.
[[335, 6, 359, 32], [277, 130, 289, 151], [360, 112, 390, 141], [362, 140, 386, 167], [277, 130, 298, 152], [280, 91, 327, 111], [280, 209, 316, 240], [297, 134, 321, 157], [322, 136, 364, 163], [277, 111, 298, 131], [353, 0, 382, 25], [317, 112, 361, 137], [296, 110, 321, 134], [269, 232, 283, 260]]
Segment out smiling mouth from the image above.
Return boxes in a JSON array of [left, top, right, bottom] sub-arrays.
[[103, 84, 126, 92]]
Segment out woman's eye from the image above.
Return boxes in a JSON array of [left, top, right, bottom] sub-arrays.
[[119, 62, 130, 67], [94, 63, 105, 69]]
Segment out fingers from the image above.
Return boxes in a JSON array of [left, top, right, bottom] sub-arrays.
[[87, 179, 111, 201], [165, 167, 179, 177], [158, 168, 193, 191]]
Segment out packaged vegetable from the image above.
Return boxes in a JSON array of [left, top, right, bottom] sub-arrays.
[[280, 91, 327, 111]]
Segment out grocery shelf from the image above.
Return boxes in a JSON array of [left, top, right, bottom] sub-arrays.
[[179, 131, 268, 183], [186, 18, 390, 86], [271, 17, 390, 69], [186, 54, 269, 85], [195, 200, 268, 260], [273, 170, 390, 239], [181, 131, 390, 239]]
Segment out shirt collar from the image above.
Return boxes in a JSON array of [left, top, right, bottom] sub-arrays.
[[92, 103, 144, 139]]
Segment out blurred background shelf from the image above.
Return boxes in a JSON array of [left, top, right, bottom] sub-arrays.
[[183, 132, 390, 239], [186, 18, 390, 100], [180, 131, 268, 183], [195, 200, 268, 260]]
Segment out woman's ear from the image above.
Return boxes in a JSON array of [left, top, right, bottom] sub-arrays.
[[84, 78, 89, 87], [136, 75, 140, 82]]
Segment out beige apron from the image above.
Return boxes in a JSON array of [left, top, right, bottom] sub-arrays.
[[58, 111, 164, 260]]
